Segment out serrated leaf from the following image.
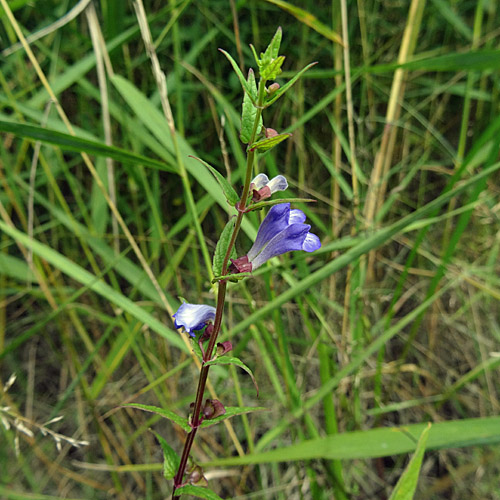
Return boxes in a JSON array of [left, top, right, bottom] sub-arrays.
[[251, 27, 284, 81], [265, 62, 317, 107], [212, 218, 236, 277], [267, 26, 282, 60], [122, 403, 190, 432], [174, 485, 223, 500], [189, 156, 239, 205], [218, 49, 256, 105], [206, 356, 259, 396], [152, 431, 180, 480], [250, 133, 291, 153], [261, 55, 285, 81], [200, 406, 267, 429], [240, 70, 262, 144], [247, 68, 258, 101], [259, 27, 283, 69], [388, 424, 431, 500]]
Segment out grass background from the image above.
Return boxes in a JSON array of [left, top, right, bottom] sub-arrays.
[[1, 0, 500, 499]]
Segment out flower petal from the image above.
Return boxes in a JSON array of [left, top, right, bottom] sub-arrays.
[[247, 203, 291, 261], [267, 175, 288, 194], [173, 302, 216, 336], [289, 209, 306, 224], [302, 232, 321, 252], [250, 173, 269, 190], [251, 223, 311, 269]]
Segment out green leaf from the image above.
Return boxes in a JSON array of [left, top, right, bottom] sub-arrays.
[[200, 406, 267, 429], [366, 49, 500, 74], [122, 403, 190, 432], [250, 44, 260, 68], [389, 424, 431, 500], [174, 485, 223, 500], [247, 198, 316, 212], [429, 0, 472, 41], [250, 133, 291, 152], [212, 218, 236, 277], [211, 272, 250, 284], [263, 26, 282, 61], [191, 340, 204, 363], [250, 27, 285, 81], [207, 416, 500, 466], [206, 356, 259, 396], [261, 55, 285, 81], [0, 119, 174, 173], [0, 253, 35, 283], [151, 431, 180, 480], [265, 62, 318, 107], [189, 156, 239, 205], [240, 69, 262, 144], [218, 49, 255, 104]]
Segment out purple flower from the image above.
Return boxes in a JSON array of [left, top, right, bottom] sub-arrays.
[[250, 173, 288, 202], [232, 203, 321, 272], [173, 302, 216, 337]]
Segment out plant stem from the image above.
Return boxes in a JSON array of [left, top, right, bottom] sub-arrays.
[[171, 79, 266, 498]]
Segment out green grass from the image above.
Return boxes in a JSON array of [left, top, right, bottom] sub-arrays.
[[1, 1, 500, 499]]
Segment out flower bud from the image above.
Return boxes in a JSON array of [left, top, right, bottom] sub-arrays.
[[264, 127, 279, 138], [267, 83, 280, 94]]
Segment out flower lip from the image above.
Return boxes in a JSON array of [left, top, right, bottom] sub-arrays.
[[173, 302, 216, 337], [244, 202, 321, 270], [247, 202, 290, 262]]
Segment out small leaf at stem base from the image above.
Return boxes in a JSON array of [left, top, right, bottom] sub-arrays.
[[121, 403, 190, 432], [212, 218, 237, 277], [174, 484, 223, 499], [151, 431, 180, 480], [240, 69, 263, 144], [249, 133, 291, 153]]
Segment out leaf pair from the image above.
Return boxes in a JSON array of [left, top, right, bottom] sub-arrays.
[[123, 400, 264, 433], [125, 400, 265, 493], [219, 27, 316, 145]]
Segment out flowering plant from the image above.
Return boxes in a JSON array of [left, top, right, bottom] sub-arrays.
[[127, 28, 319, 499]]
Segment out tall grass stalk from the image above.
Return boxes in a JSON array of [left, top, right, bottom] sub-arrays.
[[1, 1, 500, 499]]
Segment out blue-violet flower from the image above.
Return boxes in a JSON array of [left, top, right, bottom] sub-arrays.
[[250, 173, 288, 202], [173, 301, 216, 337], [231, 203, 321, 272]]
